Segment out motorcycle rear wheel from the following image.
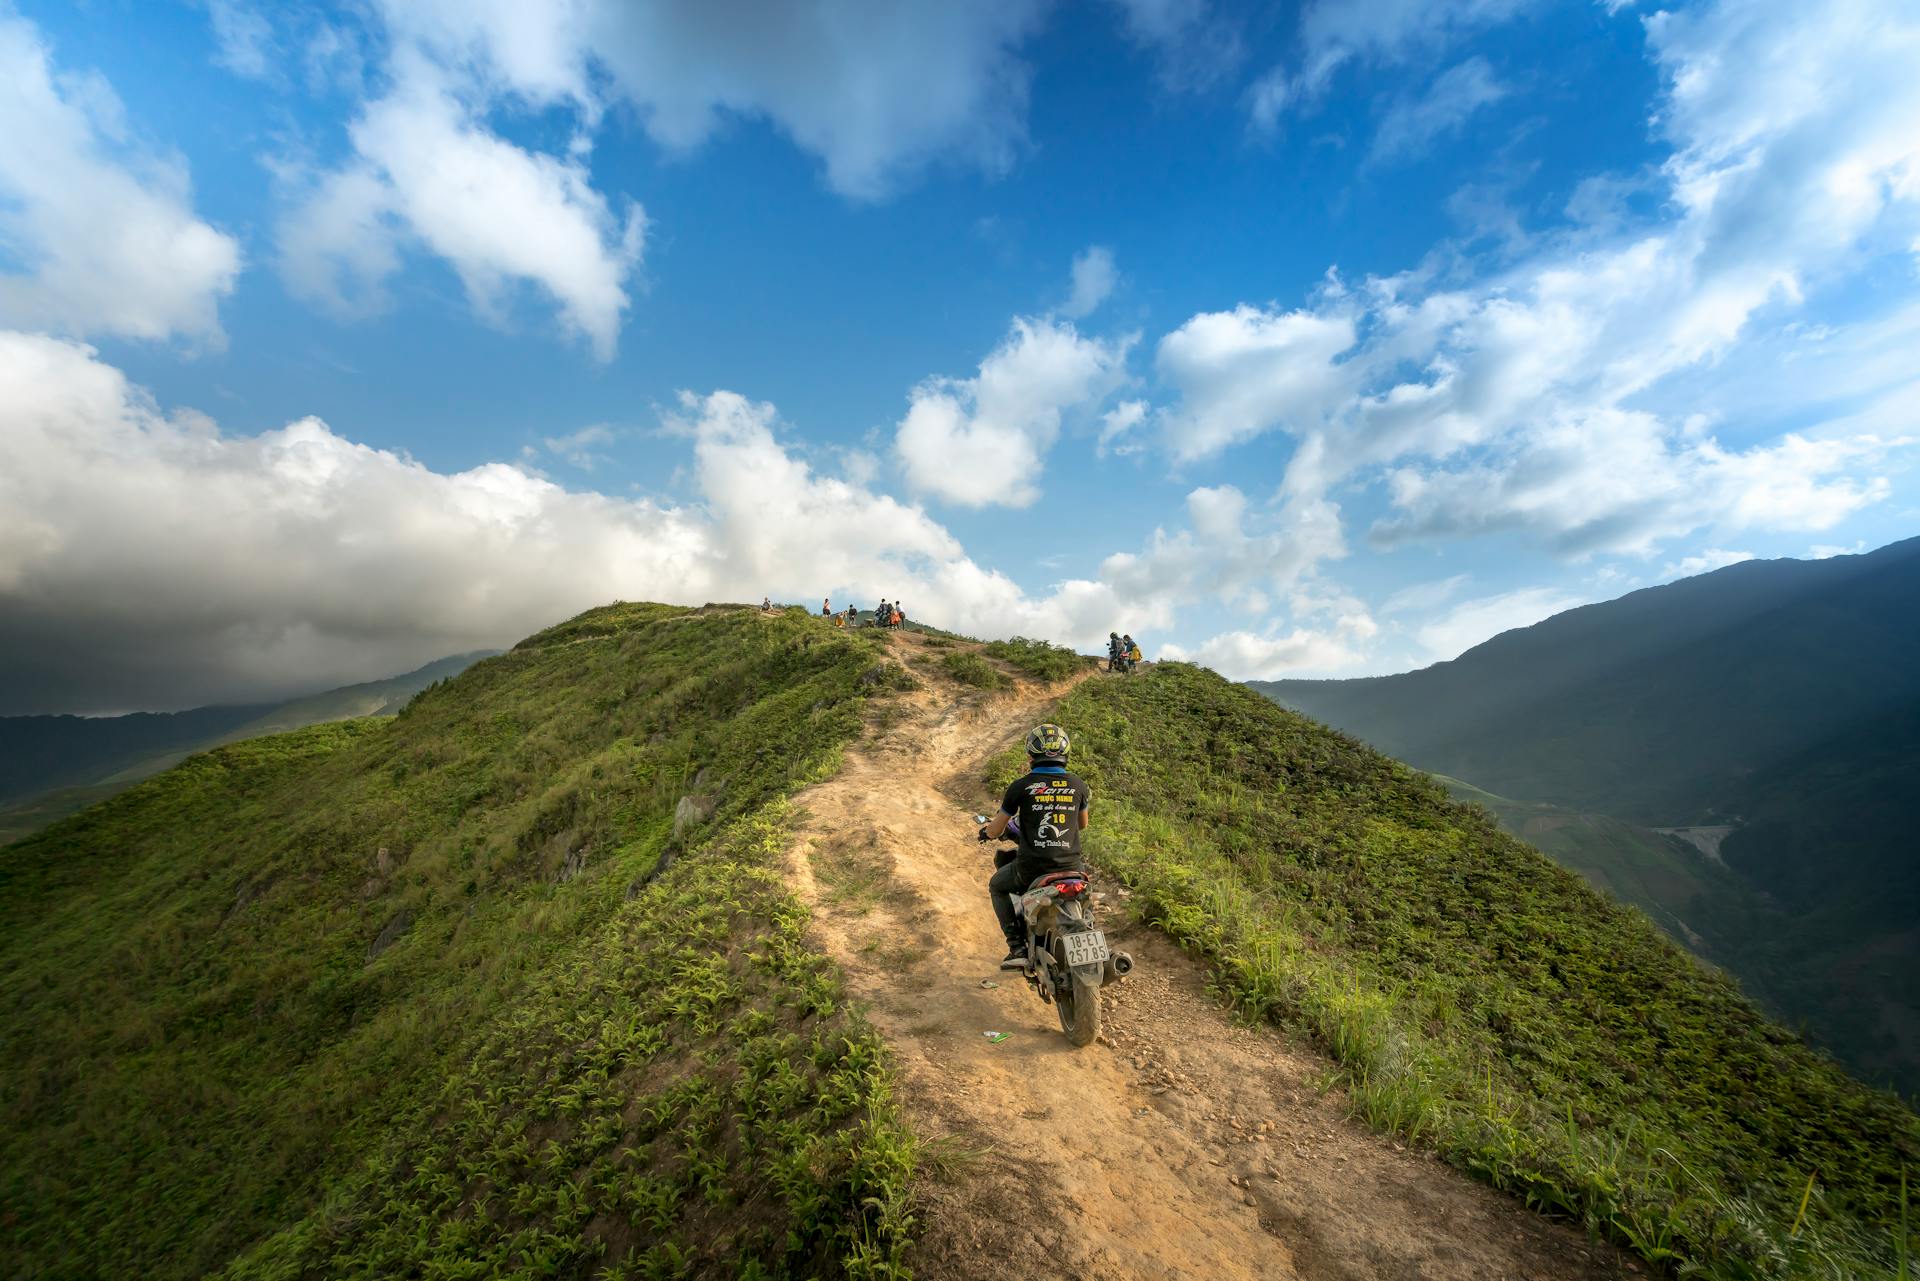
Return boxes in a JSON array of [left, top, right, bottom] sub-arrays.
[[1054, 967, 1101, 1046]]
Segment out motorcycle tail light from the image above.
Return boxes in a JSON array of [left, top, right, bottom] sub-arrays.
[[1056, 881, 1085, 897]]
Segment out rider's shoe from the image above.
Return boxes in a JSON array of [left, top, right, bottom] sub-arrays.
[[998, 944, 1029, 971]]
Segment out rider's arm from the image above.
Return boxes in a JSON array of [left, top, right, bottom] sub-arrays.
[[1078, 804, 1090, 831], [982, 810, 1012, 839]]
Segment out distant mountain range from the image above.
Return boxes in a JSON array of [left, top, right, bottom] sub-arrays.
[[0, 652, 496, 844], [1253, 536, 1920, 1095]]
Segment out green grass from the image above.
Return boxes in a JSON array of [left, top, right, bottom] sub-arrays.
[[0, 603, 915, 1280], [935, 651, 1007, 689], [1009, 662, 1917, 1279], [980, 637, 1086, 682]]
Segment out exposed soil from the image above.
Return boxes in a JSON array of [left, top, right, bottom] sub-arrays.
[[788, 631, 1638, 1281]]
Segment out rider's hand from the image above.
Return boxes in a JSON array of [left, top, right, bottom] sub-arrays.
[[976, 827, 991, 843]]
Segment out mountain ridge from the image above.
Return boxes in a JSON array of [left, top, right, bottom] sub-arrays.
[[1251, 536, 1920, 1095]]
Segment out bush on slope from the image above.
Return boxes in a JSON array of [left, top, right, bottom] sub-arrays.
[[1018, 662, 1917, 1279], [0, 603, 914, 1280]]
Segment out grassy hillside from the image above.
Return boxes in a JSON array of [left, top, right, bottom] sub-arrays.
[[0, 604, 915, 1280], [1253, 539, 1920, 1101], [0, 652, 495, 847], [1434, 776, 1747, 955], [1033, 663, 1916, 1279]]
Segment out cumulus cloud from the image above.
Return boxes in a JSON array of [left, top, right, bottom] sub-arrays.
[[0, 15, 242, 345], [1165, 0, 1919, 571], [1155, 303, 1357, 461], [278, 52, 646, 360], [1100, 485, 1346, 612], [261, 1, 1056, 349], [1, 332, 1300, 713], [1061, 246, 1118, 318], [368, 0, 1048, 201], [895, 317, 1133, 507], [1413, 585, 1587, 662], [1370, 56, 1508, 162], [1160, 622, 1372, 680]]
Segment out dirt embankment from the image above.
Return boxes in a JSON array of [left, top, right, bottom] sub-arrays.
[[788, 631, 1635, 1281]]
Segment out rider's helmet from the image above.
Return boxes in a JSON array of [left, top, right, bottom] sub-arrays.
[[1025, 722, 1070, 763]]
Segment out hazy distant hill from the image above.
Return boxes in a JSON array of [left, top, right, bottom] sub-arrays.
[[1256, 536, 1920, 823], [0, 652, 495, 844], [1252, 537, 1920, 1094]]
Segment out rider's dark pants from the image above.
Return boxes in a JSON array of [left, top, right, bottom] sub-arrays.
[[989, 856, 1042, 946]]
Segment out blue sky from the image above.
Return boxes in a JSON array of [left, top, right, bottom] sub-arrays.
[[1, 0, 1917, 713]]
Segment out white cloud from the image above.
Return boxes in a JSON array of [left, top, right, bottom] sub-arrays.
[[1370, 56, 1508, 162], [279, 52, 646, 360], [1659, 547, 1752, 579], [895, 317, 1132, 507], [0, 332, 1231, 713], [1155, 302, 1358, 461], [1414, 585, 1587, 662], [1107, 0, 1244, 91], [1380, 572, 1470, 615], [1098, 399, 1149, 457], [1159, 592, 1377, 678], [1099, 485, 1349, 621], [1061, 246, 1118, 318], [372, 0, 1049, 201], [1251, 0, 1535, 130], [543, 425, 617, 471], [1807, 540, 1866, 560], [204, 0, 274, 78], [0, 15, 241, 345], [1164, 0, 1919, 575]]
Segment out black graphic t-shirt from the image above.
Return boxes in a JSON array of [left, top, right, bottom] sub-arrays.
[[999, 767, 1091, 870]]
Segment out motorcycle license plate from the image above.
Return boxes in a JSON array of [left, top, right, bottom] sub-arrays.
[[1062, 930, 1110, 967]]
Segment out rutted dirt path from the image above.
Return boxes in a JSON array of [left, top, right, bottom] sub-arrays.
[[789, 632, 1635, 1281]]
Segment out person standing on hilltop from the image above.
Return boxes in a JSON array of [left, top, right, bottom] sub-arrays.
[[977, 723, 1090, 970], [821, 597, 831, 617]]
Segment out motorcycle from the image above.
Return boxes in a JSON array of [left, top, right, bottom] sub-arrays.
[[975, 816, 1134, 1046]]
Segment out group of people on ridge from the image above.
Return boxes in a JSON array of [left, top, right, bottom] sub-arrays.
[[1106, 632, 1142, 672], [791, 596, 904, 629]]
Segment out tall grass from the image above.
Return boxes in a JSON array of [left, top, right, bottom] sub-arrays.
[[0, 604, 914, 1279], [1012, 662, 1917, 1279]]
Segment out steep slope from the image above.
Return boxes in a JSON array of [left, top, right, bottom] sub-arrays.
[[1253, 538, 1920, 1095], [1059, 663, 1915, 1278], [0, 605, 915, 1279], [1432, 776, 1750, 954], [1709, 697, 1920, 1091], [0, 651, 496, 844]]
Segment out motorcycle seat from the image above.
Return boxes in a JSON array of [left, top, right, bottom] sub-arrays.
[[1028, 870, 1089, 891]]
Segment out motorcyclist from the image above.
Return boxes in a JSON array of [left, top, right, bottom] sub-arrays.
[[1106, 632, 1122, 671], [978, 723, 1090, 970]]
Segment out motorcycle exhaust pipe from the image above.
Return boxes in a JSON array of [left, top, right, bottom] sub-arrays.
[[1107, 951, 1134, 979]]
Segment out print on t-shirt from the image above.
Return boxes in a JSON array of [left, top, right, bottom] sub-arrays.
[[1000, 768, 1091, 869]]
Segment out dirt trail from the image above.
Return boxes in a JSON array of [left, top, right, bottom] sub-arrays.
[[789, 632, 1635, 1281]]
